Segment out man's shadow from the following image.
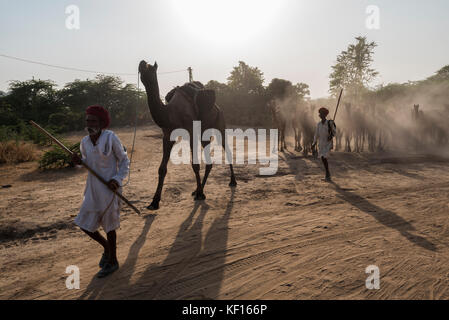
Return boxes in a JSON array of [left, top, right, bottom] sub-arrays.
[[331, 181, 436, 252], [78, 214, 157, 300]]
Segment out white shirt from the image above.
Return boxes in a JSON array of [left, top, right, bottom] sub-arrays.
[[313, 120, 336, 158], [74, 130, 130, 233]]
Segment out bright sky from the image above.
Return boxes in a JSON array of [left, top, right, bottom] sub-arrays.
[[0, 0, 448, 98]]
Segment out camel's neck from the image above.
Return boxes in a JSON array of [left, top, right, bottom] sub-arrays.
[[143, 78, 170, 128]]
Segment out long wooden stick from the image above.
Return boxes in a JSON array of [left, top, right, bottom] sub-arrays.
[[30, 121, 141, 215], [333, 88, 344, 121]]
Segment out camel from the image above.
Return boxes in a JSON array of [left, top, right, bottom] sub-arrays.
[[412, 104, 448, 148], [340, 103, 353, 152], [292, 114, 302, 152], [353, 106, 368, 153], [269, 100, 287, 152], [301, 105, 316, 157], [139, 60, 237, 210], [292, 103, 315, 156]]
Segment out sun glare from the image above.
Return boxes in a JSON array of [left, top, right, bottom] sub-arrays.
[[171, 0, 283, 46]]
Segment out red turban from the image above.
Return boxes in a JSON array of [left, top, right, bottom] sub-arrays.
[[86, 105, 110, 129], [319, 107, 329, 116]]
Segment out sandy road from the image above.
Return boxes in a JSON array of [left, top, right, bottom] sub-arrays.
[[1, 124, 449, 299]]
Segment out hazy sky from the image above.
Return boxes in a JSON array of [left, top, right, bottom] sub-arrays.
[[0, 0, 448, 98]]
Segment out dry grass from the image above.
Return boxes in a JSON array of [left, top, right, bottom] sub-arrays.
[[0, 141, 37, 164]]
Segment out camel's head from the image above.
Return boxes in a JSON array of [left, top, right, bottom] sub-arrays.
[[139, 60, 158, 85]]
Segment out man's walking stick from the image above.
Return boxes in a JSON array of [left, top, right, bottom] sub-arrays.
[[333, 88, 344, 121], [30, 121, 141, 215]]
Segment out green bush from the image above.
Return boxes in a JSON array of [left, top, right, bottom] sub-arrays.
[[48, 111, 84, 132], [39, 142, 81, 170], [19, 121, 54, 146], [0, 126, 16, 142], [0, 121, 59, 145]]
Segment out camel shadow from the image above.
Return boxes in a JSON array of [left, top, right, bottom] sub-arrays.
[[331, 181, 436, 252], [193, 187, 235, 299], [129, 189, 235, 300], [126, 201, 210, 299], [78, 214, 156, 300]]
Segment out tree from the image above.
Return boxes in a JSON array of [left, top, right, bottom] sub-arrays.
[[227, 61, 265, 95], [5, 79, 61, 124], [267, 78, 293, 100], [205, 80, 229, 94], [329, 36, 378, 100], [427, 65, 449, 82], [266, 79, 310, 102], [294, 82, 310, 100]]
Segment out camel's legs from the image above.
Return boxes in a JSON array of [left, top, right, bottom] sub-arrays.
[[278, 129, 283, 152], [195, 151, 237, 191], [190, 138, 206, 201], [294, 128, 302, 152], [336, 129, 342, 151], [282, 127, 287, 150], [191, 163, 213, 198], [279, 127, 286, 151], [196, 141, 213, 193], [345, 135, 352, 152], [293, 127, 298, 151], [192, 163, 205, 200], [147, 137, 175, 210], [220, 130, 237, 187], [361, 131, 366, 152]]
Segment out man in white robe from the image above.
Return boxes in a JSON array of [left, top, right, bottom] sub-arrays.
[[312, 107, 336, 181], [72, 105, 129, 278]]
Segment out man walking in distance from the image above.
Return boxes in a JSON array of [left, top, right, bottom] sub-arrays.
[[312, 107, 336, 181], [72, 105, 130, 278]]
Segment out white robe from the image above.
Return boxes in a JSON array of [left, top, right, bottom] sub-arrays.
[[313, 120, 336, 159], [74, 130, 130, 233]]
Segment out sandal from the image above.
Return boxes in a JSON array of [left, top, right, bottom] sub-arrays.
[[99, 252, 109, 268], [97, 262, 119, 278]]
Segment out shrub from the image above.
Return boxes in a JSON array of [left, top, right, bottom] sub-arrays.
[[0, 121, 59, 146], [0, 141, 37, 164], [0, 126, 17, 142], [39, 142, 81, 170], [19, 121, 57, 146], [48, 111, 84, 132]]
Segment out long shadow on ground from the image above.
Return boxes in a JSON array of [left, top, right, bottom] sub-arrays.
[[77, 188, 236, 299], [331, 181, 436, 252], [126, 189, 235, 299], [79, 214, 156, 299]]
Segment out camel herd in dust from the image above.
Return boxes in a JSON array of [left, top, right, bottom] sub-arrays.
[[270, 99, 449, 155]]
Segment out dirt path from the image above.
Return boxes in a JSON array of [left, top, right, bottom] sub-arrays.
[[1, 125, 449, 299]]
